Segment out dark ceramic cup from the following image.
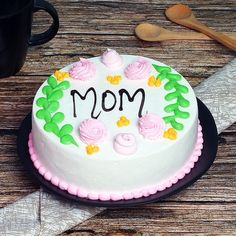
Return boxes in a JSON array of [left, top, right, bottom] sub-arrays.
[[0, 0, 59, 78]]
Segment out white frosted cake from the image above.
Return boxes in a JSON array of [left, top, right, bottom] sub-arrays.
[[29, 49, 203, 201]]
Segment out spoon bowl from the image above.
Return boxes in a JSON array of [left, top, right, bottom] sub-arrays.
[[165, 4, 236, 51], [165, 4, 192, 20], [135, 23, 162, 41], [135, 23, 236, 42]]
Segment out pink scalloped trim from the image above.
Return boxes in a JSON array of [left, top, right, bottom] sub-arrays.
[[28, 125, 203, 201]]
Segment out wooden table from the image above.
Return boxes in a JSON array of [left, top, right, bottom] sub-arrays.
[[0, 0, 235, 235]]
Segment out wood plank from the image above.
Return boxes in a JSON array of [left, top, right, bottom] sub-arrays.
[[31, 0, 236, 35], [18, 35, 234, 76], [18, 0, 236, 76], [60, 202, 236, 235]]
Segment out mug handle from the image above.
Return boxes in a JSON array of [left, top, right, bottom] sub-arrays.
[[29, 0, 59, 46]]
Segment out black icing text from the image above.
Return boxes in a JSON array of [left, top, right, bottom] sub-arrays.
[[70, 87, 145, 119]]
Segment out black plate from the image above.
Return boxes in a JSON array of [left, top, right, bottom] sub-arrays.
[[17, 99, 218, 208]]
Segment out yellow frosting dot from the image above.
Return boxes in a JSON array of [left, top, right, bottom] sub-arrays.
[[64, 72, 69, 77], [93, 146, 100, 152], [155, 78, 161, 87], [86, 148, 93, 155], [120, 116, 127, 121], [169, 128, 176, 134], [117, 120, 123, 127], [148, 76, 162, 88], [107, 75, 122, 85], [148, 76, 155, 87], [117, 116, 130, 127], [124, 120, 130, 126], [54, 70, 70, 82], [112, 78, 119, 85], [163, 128, 177, 140], [107, 76, 113, 81], [163, 132, 168, 138], [86, 145, 100, 155], [169, 134, 176, 140], [114, 75, 122, 81], [148, 81, 155, 87], [149, 77, 154, 82]]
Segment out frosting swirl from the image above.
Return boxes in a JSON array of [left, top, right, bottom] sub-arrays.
[[113, 133, 137, 155], [69, 58, 96, 81], [101, 49, 123, 69], [79, 119, 107, 145], [138, 113, 165, 140], [125, 59, 152, 80]]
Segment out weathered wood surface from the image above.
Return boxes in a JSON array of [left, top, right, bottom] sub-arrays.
[[0, 0, 236, 235]]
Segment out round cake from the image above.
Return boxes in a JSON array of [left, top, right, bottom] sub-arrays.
[[29, 49, 203, 201]]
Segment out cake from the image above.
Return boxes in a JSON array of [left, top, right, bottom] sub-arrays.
[[29, 49, 203, 201]]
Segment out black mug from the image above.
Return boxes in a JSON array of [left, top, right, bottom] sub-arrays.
[[0, 0, 59, 78]]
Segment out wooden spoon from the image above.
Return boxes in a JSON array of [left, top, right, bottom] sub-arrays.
[[135, 23, 236, 42], [165, 4, 236, 51]]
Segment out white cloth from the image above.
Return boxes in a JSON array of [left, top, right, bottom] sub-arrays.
[[0, 190, 104, 236], [194, 58, 236, 133], [0, 59, 236, 236]]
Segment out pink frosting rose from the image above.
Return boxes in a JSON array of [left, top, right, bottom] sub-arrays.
[[113, 133, 137, 155], [69, 58, 96, 81], [125, 58, 152, 80], [138, 113, 165, 140], [79, 119, 107, 145], [101, 49, 123, 69]]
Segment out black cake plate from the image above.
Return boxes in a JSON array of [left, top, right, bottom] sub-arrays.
[[17, 99, 218, 208]]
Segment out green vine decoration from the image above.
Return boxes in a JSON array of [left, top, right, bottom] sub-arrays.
[[36, 76, 78, 147], [153, 64, 190, 131]]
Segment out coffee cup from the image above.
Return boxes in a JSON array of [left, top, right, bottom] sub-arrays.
[[0, 0, 59, 78]]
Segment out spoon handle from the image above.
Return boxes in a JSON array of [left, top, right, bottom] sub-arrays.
[[176, 18, 236, 51], [165, 31, 236, 41]]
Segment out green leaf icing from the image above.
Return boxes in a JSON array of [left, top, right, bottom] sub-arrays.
[[59, 124, 73, 137], [36, 109, 50, 120], [166, 73, 182, 81], [163, 116, 184, 131], [47, 76, 57, 88], [36, 76, 78, 147], [55, 80, 70, 90], [48, 90, 63, 101], [52, 112, 64, 123], [36, 109, 45, 119], [152, 64, 171, 73], [47, 101, 59, 113], [176, 84, 188, 93], [44, 122, 60, 136], [44, 113, 52, 123], [153, 64, 190, 131], [164, 104, 179, 113], [170, 120, 184, 131], [157, 73, 167, 81], [177, 96, 190, 108], [174, 108, 190, 119], [165, 91, 180, 101], [164, 81, 176, 90], [36, 97, 48, 107], [60, 134, 78, 146], [163, 116, 175, 123], [42, 86, 53, 97]]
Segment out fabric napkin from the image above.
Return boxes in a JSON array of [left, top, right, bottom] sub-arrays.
[[0, 58, 236, 236], [194, 58, 236, 133]]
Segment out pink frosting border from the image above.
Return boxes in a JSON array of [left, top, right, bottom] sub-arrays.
[[28, 125, 203, 201]]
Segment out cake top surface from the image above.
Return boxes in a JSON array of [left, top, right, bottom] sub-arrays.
[[33, 50, 198, 159]]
